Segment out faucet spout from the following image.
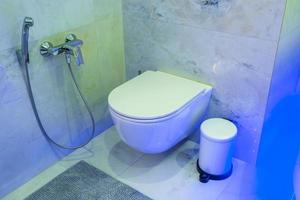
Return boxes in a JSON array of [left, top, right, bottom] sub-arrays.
[[73, 46, 84, 66], [64, 45, 84, 66], [63, 38, 84, 66]]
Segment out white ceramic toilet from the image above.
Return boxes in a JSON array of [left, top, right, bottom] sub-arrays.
[[108, 71, 212, 153]]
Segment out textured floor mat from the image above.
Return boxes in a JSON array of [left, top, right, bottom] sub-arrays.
[[25, 161, 151, 200]]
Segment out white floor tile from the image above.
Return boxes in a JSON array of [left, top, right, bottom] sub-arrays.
[[57, 146, 92, 169], [117, 140, 216, 200], [157, 158, 237, 200], [4, 126, 258, 200], [59, 126, 144, 178], [118, 140, 254, 200], [217, 160, 258, 200]]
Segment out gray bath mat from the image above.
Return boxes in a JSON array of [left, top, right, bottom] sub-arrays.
[[25, 161, 151, 200]]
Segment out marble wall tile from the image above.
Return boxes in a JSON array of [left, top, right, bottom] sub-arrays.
[[281, 0, 300, 37], [123, 12, 279, 163], [0, 0, 95, 51], [93, 0, 122, 19], [0, 136, 55, 194], [122, 0, 152, 19], [123, 0, 286, 41]]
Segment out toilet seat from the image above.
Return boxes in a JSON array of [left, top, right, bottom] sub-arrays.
[[108, 71, 211, 120], [109, 92, 199, 123]]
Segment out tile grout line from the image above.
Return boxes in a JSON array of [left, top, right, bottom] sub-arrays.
[[116, 152, 146, 177]]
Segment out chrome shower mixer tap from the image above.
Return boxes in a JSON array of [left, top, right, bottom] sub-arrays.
[[40, 34, 84, 66]]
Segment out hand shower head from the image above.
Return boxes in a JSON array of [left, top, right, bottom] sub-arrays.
[[21, 17, 34, 64], [23, 17, 34, 28]]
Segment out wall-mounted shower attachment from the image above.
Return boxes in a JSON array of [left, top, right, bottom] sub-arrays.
[[16, 19, 94, 150], [16, 17, 34, 66], [40, 34, 84, 66]]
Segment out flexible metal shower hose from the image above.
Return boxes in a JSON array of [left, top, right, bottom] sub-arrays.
[[24, 62, 95, 149]]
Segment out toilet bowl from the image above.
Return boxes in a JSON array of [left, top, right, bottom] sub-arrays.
[[108, 71, 212, 153]]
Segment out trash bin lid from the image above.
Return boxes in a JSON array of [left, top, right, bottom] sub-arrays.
[[200, 118, 237, 143]]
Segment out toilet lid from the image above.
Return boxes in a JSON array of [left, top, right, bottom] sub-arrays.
[[108, 71, 212, 119]]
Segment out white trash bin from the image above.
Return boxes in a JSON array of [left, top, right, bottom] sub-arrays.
[[197, 118, 237, 183]]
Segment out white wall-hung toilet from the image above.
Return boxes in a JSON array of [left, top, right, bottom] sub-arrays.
[[108, 71, 212, 153]]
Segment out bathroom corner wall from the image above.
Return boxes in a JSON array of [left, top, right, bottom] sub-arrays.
[[256, 0, 300, 198], [122, 0, 286, 163], [263, 0, 300, 115], [0, 0, 125, 197]]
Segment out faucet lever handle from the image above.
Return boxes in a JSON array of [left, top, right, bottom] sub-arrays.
[[65, 34, 77, 43], [40, 41, 54, 57]]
